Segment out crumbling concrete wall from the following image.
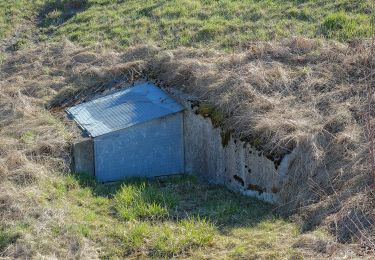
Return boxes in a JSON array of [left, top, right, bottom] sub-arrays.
[[73, 139, 95, 177], [169, 88, 289, 204]]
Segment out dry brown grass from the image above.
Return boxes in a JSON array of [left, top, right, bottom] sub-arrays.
[[0, 38, 374, 256], [146, 39, 374, 245]]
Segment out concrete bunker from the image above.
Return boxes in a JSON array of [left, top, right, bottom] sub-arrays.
[[67, 82, 185, 182], [68, 82, 291, 204]]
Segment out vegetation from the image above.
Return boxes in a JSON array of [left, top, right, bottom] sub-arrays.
[[0, 0, 372, 48], [2, 171, 304, 258], [0, 0, 44, 40], [0, 0, 374, 258], [46, 0, 372, 49], [0, 39, 372, 257]]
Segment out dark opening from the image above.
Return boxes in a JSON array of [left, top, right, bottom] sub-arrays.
[[233, 175, 245, 186]]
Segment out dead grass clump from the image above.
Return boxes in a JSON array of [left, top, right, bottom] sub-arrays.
[[8, 166, 40, 186], [329, 192, 375, 244], [0, 138, 18, 157], [4, 152, 29, 171], [293, 233, 337, 256], [0, 162, 7, 177], [0, 187, 25, 223]]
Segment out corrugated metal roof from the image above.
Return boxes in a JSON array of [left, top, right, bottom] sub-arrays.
[[66, 82, 184, 137]]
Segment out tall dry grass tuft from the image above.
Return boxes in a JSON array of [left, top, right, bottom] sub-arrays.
[[0, 37, 374, 256]]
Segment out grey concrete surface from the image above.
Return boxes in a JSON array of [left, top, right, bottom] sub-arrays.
[[73, 139, 95, 176]]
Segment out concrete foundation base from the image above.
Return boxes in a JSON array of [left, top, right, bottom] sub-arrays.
[[73, 139, 95, 177]]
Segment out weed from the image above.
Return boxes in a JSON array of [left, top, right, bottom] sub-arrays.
[[198, 103, 224, 127], [20, 131, 35, 144], [321, 11, 371, 40], [11, 38, 29, 51], [113, 180, 177, 221], [44, 9, 63, 26], [210, 200, 241, 220], [0, 228, 20, 252], [152, 218, 215, 256], [123, 217, 216, 257]]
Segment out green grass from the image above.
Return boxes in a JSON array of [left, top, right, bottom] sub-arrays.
[[0, 229, 20, 252], [1, 1, 372, 48], [114, 180, 177, 220], [122, 218, 215, 257], [38, 0, 372, 49], [321, 11, 370, 40], [16, 174, 304, 258], [0, 0, 45, 41], [0, 0, 371, 50], [198, 103, 225, 127], [20, 130, 36, 144]]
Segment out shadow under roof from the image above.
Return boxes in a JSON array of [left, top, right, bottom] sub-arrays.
[[66, 82, 184, 137]]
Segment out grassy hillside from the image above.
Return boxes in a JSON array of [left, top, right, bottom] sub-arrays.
[[0, 0, 374, 258], [1, 0, 372, 49], [1, 39, 373, 258], [44, 0, 372, 49]]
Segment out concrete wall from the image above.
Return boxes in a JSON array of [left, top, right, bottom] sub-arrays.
[[94, 112, 184, 182], [168, 88, 288, 204], [73, 139, 95, 176]]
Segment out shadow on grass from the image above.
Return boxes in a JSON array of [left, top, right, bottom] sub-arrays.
[[37, 0, 90, 28], [56, 172, 304, 258], [70, 172, 275, 229]]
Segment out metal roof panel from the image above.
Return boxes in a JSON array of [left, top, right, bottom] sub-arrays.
[[66, 82, 184, 137]]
